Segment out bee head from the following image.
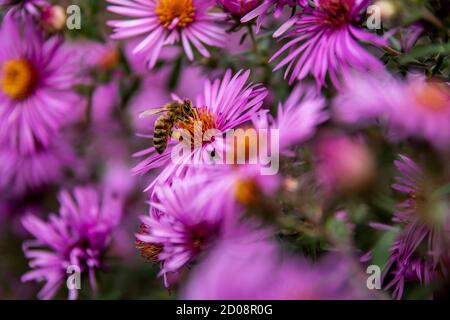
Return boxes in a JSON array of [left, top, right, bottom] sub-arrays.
[[182, 99, 194, 116]]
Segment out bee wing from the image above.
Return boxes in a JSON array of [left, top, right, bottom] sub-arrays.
[[139, 107, 168, 118]]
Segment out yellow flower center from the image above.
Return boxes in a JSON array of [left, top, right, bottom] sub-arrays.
[[234, 178, 259, 206], [412, 82, 450, 112], [156, 0, 196, 29], [1, 59, 37, 100]]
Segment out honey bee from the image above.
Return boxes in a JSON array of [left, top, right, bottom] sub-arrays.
[[139, 99, 199, 154]]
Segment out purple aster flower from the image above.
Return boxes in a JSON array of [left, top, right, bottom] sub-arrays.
[[381, 155, 450, 299], [218, 0, 263, 17], [69, 40, 122, 77], [135, 175, 234, 287], [334, 72, 450, 148], [0, 15, 80, 155], [196, 86, 326, 208], [196, 86, 331, 202], [256, 85, 328, 156], [241, 0, 298, 32], [0, 139, 75, 198], [196, 164, 281, 209], [106, 0, 227, 69], [132, 69, 267, 190], [270, 0, 386, 87], [0, 0, 48, 17], [181, 234, 374, 299], [76, 41, 120, 72], [21, 186, 123, 300]]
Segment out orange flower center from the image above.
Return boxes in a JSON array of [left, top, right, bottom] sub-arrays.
[[136, 224, 163, 263], [156, 0, 196, 29], [229, 125, 261, 164], [1, 59, 37, 100], [412, 82, 450, 112], [234, 178, 260, 206], [176, 106, 217, 147], [136, 241, 163, 262]]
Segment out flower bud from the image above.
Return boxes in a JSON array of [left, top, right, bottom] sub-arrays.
[[41, 5, 66, 33], [218, 0, 262, 17], [314, 135, 376, 193], [374, 0, 397, 20]]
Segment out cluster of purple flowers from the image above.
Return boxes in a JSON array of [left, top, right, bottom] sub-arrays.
[[0, 0, 449, 300]]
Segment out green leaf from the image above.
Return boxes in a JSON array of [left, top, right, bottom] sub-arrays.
[[399, 42, 450, 64], [432, 182, 450, 199], [372, 228, 399, 270]]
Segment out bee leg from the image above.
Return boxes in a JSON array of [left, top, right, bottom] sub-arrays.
[[192, 108, 200, 122], [172, 129, 184, 142]]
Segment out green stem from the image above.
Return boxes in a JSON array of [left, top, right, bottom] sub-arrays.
[[247, 24, 259, 57]]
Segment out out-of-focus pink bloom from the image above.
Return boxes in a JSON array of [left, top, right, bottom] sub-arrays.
[[333, 71, 390, 125], [135, 176, 234, 287], [132, 69, 267, 190], [241, 0, 298, 32], [128, 70, 173, 133], [382, 155, 450, 299], [182, 234, 374, 299], [270, 0, 386, 87], [0, 15, 80, 155], [123, 39, 180, 75], [21, 186, 123, 300], [223, 27, 253, 55], [107, 0, 227, 69], [314, 134, 375, 192], [103, 161, 136, 200], [0, 139, 75, 197], [256, 85, 327, 156], [70, 40, 121, 74], [218, 0, 262, 16], [201, 164, 280, 208], [0, 0, 48, 17], [91, 80, 121, 124], [334, 72, 450, 148], [399, 24, 423, 52]]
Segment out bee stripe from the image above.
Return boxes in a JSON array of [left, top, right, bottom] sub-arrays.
[[155, 124, 166, 130], [154, 129, 166, 135]]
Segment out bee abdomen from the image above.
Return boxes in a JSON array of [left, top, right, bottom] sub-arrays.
[[154, 139, 168, 154], [153, 116, 172, 154]]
